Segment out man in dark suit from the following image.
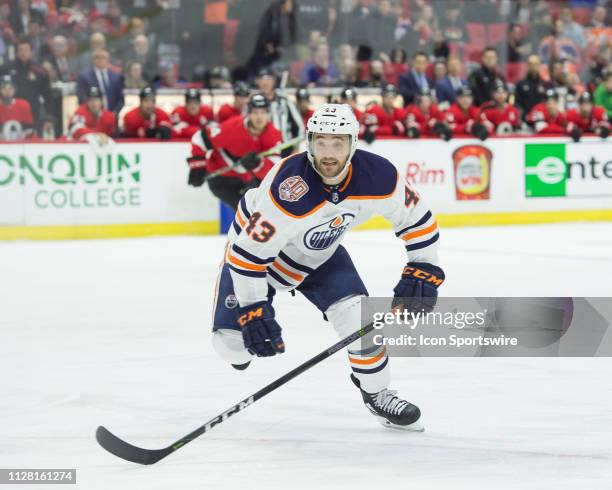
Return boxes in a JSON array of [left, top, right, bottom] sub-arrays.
[[468, 47, 506, 107], [435, 55, 468, 104], [399, 52, 433, 105], [77, 49, 124, 114]]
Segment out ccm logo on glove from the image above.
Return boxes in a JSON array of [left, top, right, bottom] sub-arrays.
[[401, 266, 444, 286], [238, 307, 264, 327]]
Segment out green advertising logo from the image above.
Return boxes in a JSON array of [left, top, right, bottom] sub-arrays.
[[525, 144, 567, 197], [0, 151, 142, 209]]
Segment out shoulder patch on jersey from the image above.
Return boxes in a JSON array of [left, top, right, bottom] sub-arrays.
[[270, 153, 327, 218], [345, 149, 399, 199], [279, 176, 309, 202]]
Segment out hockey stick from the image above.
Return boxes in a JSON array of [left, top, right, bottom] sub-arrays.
[[202, 135, 304, 181], [96, 320, 375, 465]]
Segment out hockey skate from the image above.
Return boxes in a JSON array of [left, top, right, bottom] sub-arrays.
[[351, 374, 424, 432]]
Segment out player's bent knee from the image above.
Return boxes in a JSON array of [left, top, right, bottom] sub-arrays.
[[325, 295, 364, 338], [212, 329, 252, 364]]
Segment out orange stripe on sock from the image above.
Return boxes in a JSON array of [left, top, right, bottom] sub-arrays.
[[401, 221, 438, 242], [348, 347, 387, 365]]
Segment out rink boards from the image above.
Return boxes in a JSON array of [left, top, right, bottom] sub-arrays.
[[0, 137, 611, 240]]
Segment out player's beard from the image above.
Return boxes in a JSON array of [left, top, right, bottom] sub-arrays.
[[314, 156, 349, 184]]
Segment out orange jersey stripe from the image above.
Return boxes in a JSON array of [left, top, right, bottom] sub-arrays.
[[338, 165, 353, 192], [348, 347, 387, 365], [227, 252, 267, 272], [401, 220, 438, 242], [271, 260, 304, 282], [236, 210, 246, 227]]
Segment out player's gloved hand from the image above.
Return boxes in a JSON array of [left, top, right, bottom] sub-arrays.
[[570, 127, 582, 142], [406, 126, 421, 139], [392, 120, 406, 136], [363, 129, 376, 144], [433, 121, 452, 141], [392, 262, 445, 314], [144, 127, 157, 138], [237, 301, 285, 357], [188, 168, 208, 187], [599, 126, 610, 139], [156, 125, 172, 140], [238, 152, 262, 171], [472, 122, 489, 141]]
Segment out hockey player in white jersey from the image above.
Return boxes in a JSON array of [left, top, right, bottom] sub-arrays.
[[211, 104, 444, 430]]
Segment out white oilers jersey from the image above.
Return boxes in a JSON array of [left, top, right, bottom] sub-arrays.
[[225, 149, 440, 306]]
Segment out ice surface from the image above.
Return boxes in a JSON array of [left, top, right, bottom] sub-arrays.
[[1, 223, 611, 489]]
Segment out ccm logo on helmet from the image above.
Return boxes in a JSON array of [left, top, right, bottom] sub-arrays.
[[303, 213, 355, 250], [402, 266, 444, 287]]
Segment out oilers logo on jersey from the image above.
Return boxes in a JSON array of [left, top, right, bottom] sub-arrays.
[[303, 213, 355, 250]]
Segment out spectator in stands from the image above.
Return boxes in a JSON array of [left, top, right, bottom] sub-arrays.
[[346, 0, 377, 56], [217, 81, 250, 123], [209, 66, 232, 89], [104, 0, 127, 40], [405, 88, 450, 140], [295, 86, 313, 127], [515, 54, 549, 116], [380, 47, 408, 87], [399, 51, 433, 105], [559, 7, 586, 49], [78, 32, 107, 72], [412, 2, 439, 50], [565, 91, 610, 142], [170, 88, 215, 139], [594, 72, 612, 118], [45, 35, 77, 83], [68, 86, 116, 142], [435, 55, 467, 105], [526, 89, 567, 134], [549, 59, 576, 99], [370, 0, 396, 57], [123, 61, 147, 89], [255, 66, 304, 156], [438, 1, 466, 44], [126, 34, 157, 82], [362, 59, 387, 88], [0, 3, 17, 53], [337, 56, 359, 87], [506, 24, 531, 63], [10, 0, 44, 36], [247, 0, 296, 76], [363, 83, 406, 141], [122, 86, 172, 139], [154, 61, 187, 89], [76, 49, 124, 114], [2, 37, 50, 123], [445, 86, 489, 140], [0, 74, 34, 140], [26, 18, 45, 62], [301, 41, 338, 87], [432, 60, 446, 85], [480, 81, 521, 135], [468, 47, 506, 107]]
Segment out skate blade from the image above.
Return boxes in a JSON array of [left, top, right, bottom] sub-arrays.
[[377, 417, 425, 432]]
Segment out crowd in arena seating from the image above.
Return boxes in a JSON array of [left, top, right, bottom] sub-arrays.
[[0, 0, 610, 142]]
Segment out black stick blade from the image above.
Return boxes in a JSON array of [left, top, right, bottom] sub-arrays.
[[96, 426, 171, 465]]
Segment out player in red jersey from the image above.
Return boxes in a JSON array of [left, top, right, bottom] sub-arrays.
[[170, 88, 215, 138], [187, 93, 282, 210], [122, 87, 172, 139], [363, 84, 406, 142], [217, 81, 250, 123], [479, 82, 521, 135], [295, 86, 314, 127], [565, 92, 610, 142], [404, 88, 450, 140], [0, 75, 34, 140], [527, 89, 567, 135], [445, 87, 489, 140], [68, 86, 116, 142]]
